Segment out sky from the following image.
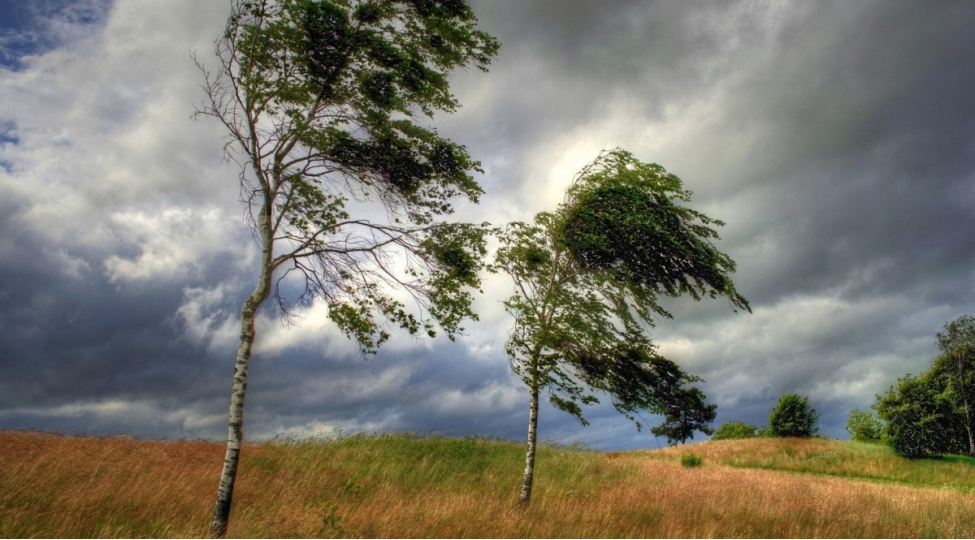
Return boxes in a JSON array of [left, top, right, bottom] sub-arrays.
[[1, 0, 975, 451]]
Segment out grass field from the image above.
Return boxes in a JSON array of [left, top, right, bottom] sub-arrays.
[[3, 430, 975, 537]]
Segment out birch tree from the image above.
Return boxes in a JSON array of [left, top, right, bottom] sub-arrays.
[[493, 149, 749, 504], [195, 0, 497, 535], [935, 315, 975, 455]]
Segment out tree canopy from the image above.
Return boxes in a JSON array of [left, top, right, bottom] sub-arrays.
[[871, 315, 975, 459], [768, 393, 819, 438], [650, 385, 717, 445]]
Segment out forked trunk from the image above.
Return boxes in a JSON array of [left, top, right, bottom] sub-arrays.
[[519, 373, 539, 504], [209, 207, 273, 538]]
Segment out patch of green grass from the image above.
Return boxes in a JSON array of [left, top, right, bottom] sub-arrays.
[[647, 437, 975, 493]]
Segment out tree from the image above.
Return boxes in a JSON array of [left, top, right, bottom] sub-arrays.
[[650, 385, 717, 445], [935, 315, 975, 455], [874, 373, 965, 458], [846, 408, 882, 442], [768, 394, 819, 437], [710, 420, 760, 440], [493, 149, 749, 504], [195, 1, 498, 536]]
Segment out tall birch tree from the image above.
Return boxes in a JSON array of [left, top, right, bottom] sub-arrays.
[[195, 0, 497, 536], [935, 315, 975, 455], [493, 149, 749, 504]]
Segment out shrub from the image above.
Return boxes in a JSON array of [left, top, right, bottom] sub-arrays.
[[846, 409, 882, 441], [769, 394, 819, 437], [680, 453, 704, 467], [711, 420, 760, 440]]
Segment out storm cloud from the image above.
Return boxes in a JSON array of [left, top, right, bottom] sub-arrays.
[[1, 0, 974, 448]]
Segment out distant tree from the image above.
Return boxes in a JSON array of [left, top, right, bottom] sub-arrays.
[[768, 394, 819, 437], [195, 0, 498, 536], [935, 315, 975, 455], [874, 373, 965, 458], [846, 408, 882, 442], [493, 149, 750, 504], [710, 420, 760, 441], [651, 386, 717, 445]]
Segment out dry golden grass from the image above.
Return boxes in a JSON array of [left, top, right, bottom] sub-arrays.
[[3, 430, 975, 538]]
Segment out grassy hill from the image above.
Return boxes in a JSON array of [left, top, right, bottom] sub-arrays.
[[3, 430, 975, 537]]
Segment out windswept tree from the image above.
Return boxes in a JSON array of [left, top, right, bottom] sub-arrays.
[[935, 315, 975, 455], [650, 385, 717, 445], [493, 149, 749, 504], [195, 0, 498, 536]]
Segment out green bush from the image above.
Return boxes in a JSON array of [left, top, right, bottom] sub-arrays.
[[711, 421, 760, 440], [680, 453, 704, 467], [769, 394, 819, 437], [846, 409, 882, 441]]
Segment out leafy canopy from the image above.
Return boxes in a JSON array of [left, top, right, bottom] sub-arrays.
[[650, 386, 717, 445], [768, 394, 819, 438], [493, 149, 749, 428], [711, 420, 761, 441], [846, 409, 882, 442], [198, 0, 499, 351]]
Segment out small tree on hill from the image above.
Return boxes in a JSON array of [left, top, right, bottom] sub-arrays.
[[493, 149, 750, 504], [768, 394, 819, 437], [846, 408, 882, 441], [651, 386, 717, 445], [711, 420, 760, 440], [196, 0, 498, 536]]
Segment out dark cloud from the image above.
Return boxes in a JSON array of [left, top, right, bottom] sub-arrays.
[[2, 0, 975, 451]]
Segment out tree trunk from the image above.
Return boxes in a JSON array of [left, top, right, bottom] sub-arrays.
[[965, 398, 974, 456], [209, 206, 273, 538], [958, 355, 974, 456], [519, 372, 539, 504]]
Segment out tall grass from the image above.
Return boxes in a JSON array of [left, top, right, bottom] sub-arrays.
[[3, 430, 975, 537]]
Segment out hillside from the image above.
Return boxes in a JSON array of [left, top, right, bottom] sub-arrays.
[[3, 431, 975, 537]]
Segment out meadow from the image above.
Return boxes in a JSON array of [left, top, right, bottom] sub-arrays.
[[3, 430, 975, 538]]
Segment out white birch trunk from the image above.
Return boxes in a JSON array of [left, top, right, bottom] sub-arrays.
[[519, 372, 539, 504], [209, 205, 273, 538], [965, 398, 974, 456]]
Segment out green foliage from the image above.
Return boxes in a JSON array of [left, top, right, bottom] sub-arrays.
[[559, 151, 749, 313], [846, 409, 882, 442], [875, 373, 966, 458], [321, 503, 343, 537], [198, 0, 499, 351], [650, 386, 717, 445], [934, 314, 975, 453], [870, 315, 975, 458], [492, 149, 749, 429], [680, 453, 704, 467], [768, 394, 819, 438], [710, 420, 760, 441]]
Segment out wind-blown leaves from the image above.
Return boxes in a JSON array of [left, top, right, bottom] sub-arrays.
[[495, 149, 745, 502]]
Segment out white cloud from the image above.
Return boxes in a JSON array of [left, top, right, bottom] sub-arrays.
[[104, 207, 248, 282]]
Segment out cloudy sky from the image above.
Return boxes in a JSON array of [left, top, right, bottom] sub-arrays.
[[1, 0, 974, 450]]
